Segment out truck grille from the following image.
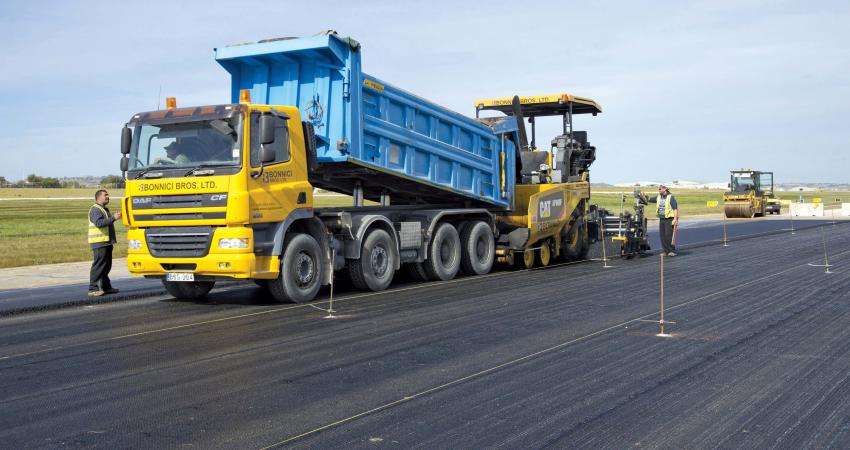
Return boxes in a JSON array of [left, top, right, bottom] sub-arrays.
[[131, 193, 229, 210], [145, 226, 213, 258]]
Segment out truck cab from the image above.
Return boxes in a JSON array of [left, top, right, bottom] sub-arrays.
[[121, 99, 326, 300]]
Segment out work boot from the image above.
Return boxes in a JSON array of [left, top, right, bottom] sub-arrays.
[[88, 290, 105, 297], [104, 288, 120, 295]]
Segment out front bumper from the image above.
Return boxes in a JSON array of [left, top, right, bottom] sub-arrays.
[[126, 226, 279, 279]]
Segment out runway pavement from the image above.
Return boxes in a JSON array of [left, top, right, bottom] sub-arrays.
[[0, 219, 848, 448]]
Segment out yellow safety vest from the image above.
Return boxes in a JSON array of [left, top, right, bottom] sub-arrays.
[[88, 204, 111, 244], [656, 194, 676, 219]]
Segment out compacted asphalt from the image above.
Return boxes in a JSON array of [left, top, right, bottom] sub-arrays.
[[1, 220, 848, 449]]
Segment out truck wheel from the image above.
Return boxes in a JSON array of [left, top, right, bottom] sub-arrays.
[[460, 220, 494, 276], [349, 229, 396, 291], [268, 233, 323, 303], [162, 280, 215, 300], [423, 223, 461, 281]]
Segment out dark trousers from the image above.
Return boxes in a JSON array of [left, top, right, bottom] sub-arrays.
[[90, 245, 114, 291], [659, 218, 676, 253]]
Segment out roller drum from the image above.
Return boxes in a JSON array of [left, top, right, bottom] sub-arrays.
[[724, 204, 754, 218]]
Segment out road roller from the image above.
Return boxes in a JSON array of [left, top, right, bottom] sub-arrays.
[[723, 169, 776, 218]]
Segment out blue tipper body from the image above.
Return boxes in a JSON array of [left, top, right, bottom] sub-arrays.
[[215, 34, 517, 210]]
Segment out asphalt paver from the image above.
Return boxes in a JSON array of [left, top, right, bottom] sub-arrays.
[[0, 222, 848, 449]]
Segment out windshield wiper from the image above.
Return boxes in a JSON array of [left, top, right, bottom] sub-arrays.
[[184, 164, 220, 177], [136, 167, 164, 179]]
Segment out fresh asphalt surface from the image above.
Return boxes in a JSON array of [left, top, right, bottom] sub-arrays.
[[1, 219, 849, 448]]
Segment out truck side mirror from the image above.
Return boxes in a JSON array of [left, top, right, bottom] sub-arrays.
[[120, 127, 132, 154], [120, 156, 129, 172], [259, 115, 276, 145], [260, 146, 276, 163]]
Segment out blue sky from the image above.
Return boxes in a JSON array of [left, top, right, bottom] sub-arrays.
[[1, 0, 848, 183]]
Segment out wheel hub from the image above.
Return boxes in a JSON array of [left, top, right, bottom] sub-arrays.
[[294, 252, 315, 287], [371, 246, 388, 276]]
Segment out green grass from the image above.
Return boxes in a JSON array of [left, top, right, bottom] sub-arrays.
[[0, 200, 129, 268], [1, 189, 846, 268], [0, 188, 125, 199]]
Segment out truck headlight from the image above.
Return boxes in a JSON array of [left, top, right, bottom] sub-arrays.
[[218, 238, 249, 249], [128, 239, 142, 250]]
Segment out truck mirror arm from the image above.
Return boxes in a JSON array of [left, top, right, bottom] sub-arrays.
[[251, 161, 265, 179]]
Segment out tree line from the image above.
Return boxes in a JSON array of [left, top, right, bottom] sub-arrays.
[[0, 174, 125, 189]]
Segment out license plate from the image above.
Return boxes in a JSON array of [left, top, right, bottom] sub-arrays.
[[166, 272, 194, 282]]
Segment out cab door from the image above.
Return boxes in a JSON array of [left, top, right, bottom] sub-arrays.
[[246, 109, 313, 224]]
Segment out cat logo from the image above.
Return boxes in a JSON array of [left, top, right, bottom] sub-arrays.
[[536, 192, 565, 223], [540, 200, 552, 219]]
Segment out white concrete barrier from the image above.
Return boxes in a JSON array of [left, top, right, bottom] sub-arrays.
[[840, 203, 850, 217], [790, 202, 823, 217]]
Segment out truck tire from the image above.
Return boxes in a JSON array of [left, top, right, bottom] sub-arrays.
[[268, 233, 323, 303], [423, 223, 461, 281], [349, 229, 396, 291], [460, 220, 494, 276], [162, 280, 215, 300]]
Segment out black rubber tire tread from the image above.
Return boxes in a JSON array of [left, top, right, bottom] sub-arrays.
[[561, 219, 586, 261], [268, 233, 323, 303], [348, 261, 368, 291], [348, 229, 395, 292], [577, 226, 590, 260], [460, 220, 494, 276], [423, 223, 461, 281], [161, 280, 215, 300]]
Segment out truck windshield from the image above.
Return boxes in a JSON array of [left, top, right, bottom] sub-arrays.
[[128, 118, 242, 172]]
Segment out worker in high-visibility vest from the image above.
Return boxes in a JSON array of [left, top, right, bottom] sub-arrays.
[[88, 189, 121, 297], [643, 185, 679, 256]]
